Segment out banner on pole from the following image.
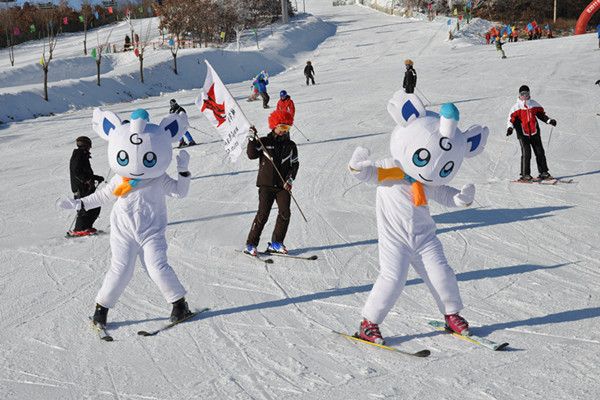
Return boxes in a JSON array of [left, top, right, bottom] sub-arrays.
[[196, 60, 251, 163]]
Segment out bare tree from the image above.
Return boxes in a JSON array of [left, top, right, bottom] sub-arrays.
[[39, 11, 60, 101], [94, 28, 113, 86], [1, 6, 17, 66], [81, 0, 94, 55], [135, 19, 152, 83], [157, 0, 188, 75]]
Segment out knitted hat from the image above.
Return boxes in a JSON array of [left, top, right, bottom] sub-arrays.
[[76, 136, 92, 148], [518, 85, 530, 93], [268, 110, 294, 129]]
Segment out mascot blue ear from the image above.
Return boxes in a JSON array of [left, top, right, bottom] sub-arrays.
[[159, 113, 189, 143], [92, 108, 121, 141], [387, 91, 426, 126], [463, 125, 489, 158]]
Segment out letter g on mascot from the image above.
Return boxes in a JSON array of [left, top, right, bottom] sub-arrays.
[[348, 91, 489, 342]]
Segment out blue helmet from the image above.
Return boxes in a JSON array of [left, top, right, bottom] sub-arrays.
[[280, 90, 288, 98]]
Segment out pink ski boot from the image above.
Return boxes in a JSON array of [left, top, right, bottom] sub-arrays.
[[357, 319, 385, 345], [445, 313, 470, 336]]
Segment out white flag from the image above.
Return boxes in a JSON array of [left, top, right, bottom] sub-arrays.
[[196, 60, 251, 162]]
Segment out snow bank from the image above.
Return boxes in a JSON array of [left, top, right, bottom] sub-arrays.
[[0, 14, 335, 124]]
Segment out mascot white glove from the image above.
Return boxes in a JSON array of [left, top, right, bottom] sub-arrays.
[[349, 147, 373, 172], [176, 150, 190, 173], [56, 198, 82, 211], [454, 183, 475, 207]]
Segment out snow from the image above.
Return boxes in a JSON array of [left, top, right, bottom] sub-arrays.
[[1, 1, 600, 399]]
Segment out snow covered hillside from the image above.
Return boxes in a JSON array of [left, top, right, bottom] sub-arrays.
[[1, 1, 599, 399]]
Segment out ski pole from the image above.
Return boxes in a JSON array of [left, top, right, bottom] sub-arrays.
[[490, 136, 509, 179], [293, 123, 310, 142], [253, 130, 308, 223], [189, 125, 215, 137], [416, 87, 432, 106], [546, 126, 554, 152]]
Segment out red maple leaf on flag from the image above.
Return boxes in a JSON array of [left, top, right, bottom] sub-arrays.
[[201, 84, 226, 127]]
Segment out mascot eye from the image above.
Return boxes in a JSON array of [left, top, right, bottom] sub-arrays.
[[412, 148, 431, 167], [440, 161, 455, 177], [143, 152, 157, 168], [116, 150, 129, 166]]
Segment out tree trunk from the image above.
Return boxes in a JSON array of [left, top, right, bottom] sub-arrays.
[[96, 59, 101, 86], [84, 35, 87, 55], [139, 56, 144, 83], [43, 66, 49, 101], [173, 52, 178, 75], [9, 46, 15, 66]]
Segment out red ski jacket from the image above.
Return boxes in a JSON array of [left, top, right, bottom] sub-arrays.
[[507, 98, 549, 136], [276, 97, 296, 120]]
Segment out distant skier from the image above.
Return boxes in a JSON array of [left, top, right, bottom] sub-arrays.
[[597, 23, 600, 49], [256, 71, 270, 109], [506, 85, 557, 182], [247, 77, 260, 102], [169, 99, 197, 148], [68, 136, 104, 237], [402, 59, 417, 94], [244, 110, 298, 256], [495, 37, 507, 58], [276, 90, 296, 120], [304, 61, 315, 85], [124, 34, 131, 51]]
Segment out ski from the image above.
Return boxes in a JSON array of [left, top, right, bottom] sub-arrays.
[[259, 251, 318, 261], [512, 178, 574, 185], [89, 317, 113, 342], [235, 249, 274, 264], [428, 321, 509, 351], [66, 230, 106, 238], [333, 330, 430, 358], [138, 307, 210, 337]]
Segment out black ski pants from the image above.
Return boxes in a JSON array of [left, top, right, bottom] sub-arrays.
[[518, 133, 549, 177], [260, 92, 270, 108], [305, 73, 315, 85], [246, 186, 291, 247], [74, 205, 101, 231]]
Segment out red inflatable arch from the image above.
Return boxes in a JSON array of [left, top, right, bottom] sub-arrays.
[[575, 0, 600, 34]]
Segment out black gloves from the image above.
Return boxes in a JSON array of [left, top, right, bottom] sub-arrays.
[[248, 126, 258, 141], [95, 175, 105, 183], [506, 127, 513, 136], [548, 119, 557, 127]]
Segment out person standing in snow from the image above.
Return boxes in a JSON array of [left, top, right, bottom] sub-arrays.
[[169, 99, 197, 148], [68, 136, 104, 237], [402, 59, 417, 94], [304, 61, 315, 86], [276, 90, 296, 120], [247, 77, 260, 102], [256, 71, 270, 109], [495, 37, 507, 58], [244, 110, 299, 256], [506, 85, 557, 182], [597, 24, 600, 49]]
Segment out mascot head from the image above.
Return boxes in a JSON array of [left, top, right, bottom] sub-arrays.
[[92, 108, 188, 179], [386, 91, 488, 186]]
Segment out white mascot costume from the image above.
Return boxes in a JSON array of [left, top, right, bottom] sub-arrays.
[[349, 91, 488, 343], [58, 108, 193, 325]]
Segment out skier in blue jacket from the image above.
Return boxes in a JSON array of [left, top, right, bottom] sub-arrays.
[[256, 71, 270, 109]]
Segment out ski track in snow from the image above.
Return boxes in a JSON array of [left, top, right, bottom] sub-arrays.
[[1, 0, 600, 399]]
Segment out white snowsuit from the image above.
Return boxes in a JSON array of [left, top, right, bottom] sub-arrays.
[[81, 173, 190, 308], [353, 158, 464, 324]]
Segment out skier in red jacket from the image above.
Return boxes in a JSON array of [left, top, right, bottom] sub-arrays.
[[506, 85, 557, 182], [276, 90, 296, 120]]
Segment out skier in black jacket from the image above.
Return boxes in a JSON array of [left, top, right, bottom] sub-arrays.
[[69, 136, 104, 236], [403, 59, 417, 93], [304, 61, 315, 86], [244, 110, 298, 256], [169, 99, 197, 148]]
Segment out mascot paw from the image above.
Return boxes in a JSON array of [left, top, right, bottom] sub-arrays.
[[177, 150, 190, 172], [56, 198, 82, 211], [349, 147, 372, 171], [455, 184, 475, 207]]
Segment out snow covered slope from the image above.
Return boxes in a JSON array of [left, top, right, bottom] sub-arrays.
[[1, 1, 599, 399]]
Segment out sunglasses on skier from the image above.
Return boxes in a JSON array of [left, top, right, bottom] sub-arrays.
[[519, 91, 530, 99], [276, 124, 291, 132]]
